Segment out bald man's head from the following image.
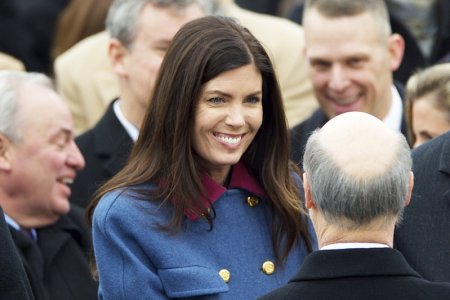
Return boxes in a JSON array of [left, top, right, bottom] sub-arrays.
[[303, 112, 412, 229], [319, 112, 400, 179]]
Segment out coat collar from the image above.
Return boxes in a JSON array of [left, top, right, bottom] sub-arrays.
[[37, 213, 85, 269], [185, 161, 266, 221], [290, 248, 421, 282], [10, 212, 84, 276]]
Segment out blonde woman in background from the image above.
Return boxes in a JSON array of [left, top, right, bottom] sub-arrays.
[[405, 63, 450, 147]]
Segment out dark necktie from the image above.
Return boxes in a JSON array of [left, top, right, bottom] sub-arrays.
[[19, 226, 34, 240]]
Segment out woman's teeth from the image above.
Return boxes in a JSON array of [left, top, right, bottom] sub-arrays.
[[215, 134, 242, 145]]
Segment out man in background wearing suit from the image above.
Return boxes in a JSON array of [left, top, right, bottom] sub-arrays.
[[394, 130, 450, 282], [260, 112, 450, 299], [290, 0, 407, 168], [70, 0, 209, 208], [0, 71, 97, 300]]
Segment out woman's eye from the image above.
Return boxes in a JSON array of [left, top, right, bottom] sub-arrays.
[[208, 97, 224, 104], [245, 96, 260, 104]]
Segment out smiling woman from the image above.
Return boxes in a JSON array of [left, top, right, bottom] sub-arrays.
[[87, 15, 316, 299], [193, 64, 263, 184]]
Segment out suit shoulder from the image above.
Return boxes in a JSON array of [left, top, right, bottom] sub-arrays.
[[291, 110, 327, 144], [75, 127, 96, 147], [413, 131, 449, 158], [55, 31, 109, 68], [93, 186, 157, 222], [67, 204, 89, 230]]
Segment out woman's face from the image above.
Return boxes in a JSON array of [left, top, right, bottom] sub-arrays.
[[412, 96, 450, 148], [192, 64, 263, 184]]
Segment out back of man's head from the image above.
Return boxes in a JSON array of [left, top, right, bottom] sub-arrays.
[[303, 112, 412, 230]]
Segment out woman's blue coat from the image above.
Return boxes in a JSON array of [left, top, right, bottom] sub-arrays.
[[93, 162, 316, 299]]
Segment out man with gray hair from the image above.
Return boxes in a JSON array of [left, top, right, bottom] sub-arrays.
[[0, 71, 97, 299], [70, 0, 208, 208], [54, 0, 213, 135], [261, 112, 450, 299]]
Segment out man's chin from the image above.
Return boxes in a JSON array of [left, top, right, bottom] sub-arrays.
[[53, 199, 71, 215]]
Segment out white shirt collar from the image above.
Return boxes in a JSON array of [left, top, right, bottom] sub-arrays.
[[321, 242, 389, 250], [113, 99, 139, 142], [382, 85, 403, 132]]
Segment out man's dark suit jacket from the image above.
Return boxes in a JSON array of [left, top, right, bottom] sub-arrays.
[[290, 85, 407, 168], [394, 131, 450, 282], [9, 205, 97, 300], [71, 100, 133, 208], [259, 248, 450, 300], [0, 206, 34, 300]]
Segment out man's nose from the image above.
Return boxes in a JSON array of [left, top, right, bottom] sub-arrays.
[[66, 141, 85, 170], [328, 65, 350, 91]]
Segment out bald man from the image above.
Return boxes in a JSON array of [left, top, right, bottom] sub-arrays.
[[260, 112, 450, 300]]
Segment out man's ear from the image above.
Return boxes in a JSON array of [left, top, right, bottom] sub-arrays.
[[387, 33, 405, 72], [303, 172, 316, 209], [109, 38, 129, 76], [404, 171, 414, 207], [0, 134, 13, 171]]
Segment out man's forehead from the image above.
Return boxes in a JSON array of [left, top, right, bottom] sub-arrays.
[[135, 3, 204, 41], [17, 85, 72, 131]]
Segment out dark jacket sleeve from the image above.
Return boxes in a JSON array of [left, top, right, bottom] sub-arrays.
[[0, 205, 34, 300]]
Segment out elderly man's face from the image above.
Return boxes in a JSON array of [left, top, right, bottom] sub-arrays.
[[304, 9, 403, 120], [7, 84, 84, 225]]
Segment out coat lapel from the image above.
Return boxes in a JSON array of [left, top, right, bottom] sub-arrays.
[[93, 100, 134, 177], [37, 214, 82, 270], [11, 228, 45, 280]]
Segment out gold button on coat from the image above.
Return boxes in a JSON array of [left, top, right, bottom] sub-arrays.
[[261, 261, 275, 275], [219, 269, 231, 283], [246, 196, 259, 207]]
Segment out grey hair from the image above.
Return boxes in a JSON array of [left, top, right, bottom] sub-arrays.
[[303, 130, 412, 229], [106, 0, 218, 48], [303, 0, 392, 38], [0, 71, 54, 143]]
